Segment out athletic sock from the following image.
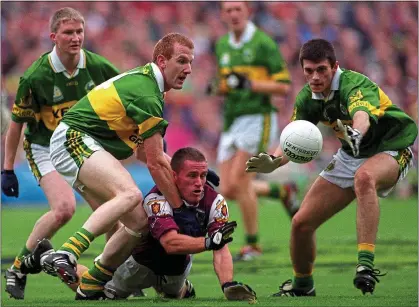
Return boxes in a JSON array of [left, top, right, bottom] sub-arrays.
[[80, 260, 115, 293], [357, 243, 375, 270], [293, 272, 314, 290], [268, 183, 286, 199], [11, 245, 31, 272], [60, 228, 94, 260], [246, 234, 258, 247]]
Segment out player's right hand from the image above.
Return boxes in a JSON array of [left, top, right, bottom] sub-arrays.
[[1, 170, 19, 197], [245, 152, 282, 173], [205, 221, 237, 250]]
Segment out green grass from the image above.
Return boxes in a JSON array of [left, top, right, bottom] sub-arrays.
[[1, 197, 417, 307]]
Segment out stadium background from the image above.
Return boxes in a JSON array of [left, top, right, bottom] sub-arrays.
[[0, 2, 418, 306]]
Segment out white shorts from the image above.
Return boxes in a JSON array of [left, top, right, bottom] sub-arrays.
[[320, 147, 414, 198], [49, 122, 104, 188], [105, 255, 192, 298], [23, 140, 55, 183], [217, 113, 278, 163]]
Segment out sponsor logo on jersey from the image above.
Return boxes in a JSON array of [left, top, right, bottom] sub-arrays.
[[242, 48, 254, 62], [220, 53, 230, 66], [53, 86, 64, 103], [84, 80, 95, 93], [41, 100, 77, 130], [129, 134, 144, 145], [66, 80, 79, 87]]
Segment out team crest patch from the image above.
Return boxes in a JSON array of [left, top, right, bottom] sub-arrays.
[[349, 90, 363, 103], [215, 199, 228, 223], [18, 91, 32, 108], [151, 202, 161, 215], [53, 86, 64, 103], [84, 80, 95, 93], [220, 53, 230, 66], [142, 67, 150, 75]]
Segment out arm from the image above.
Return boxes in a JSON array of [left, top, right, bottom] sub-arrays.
[[143, 133, 183, 208], [251, 81, 290, 96], [3, 121, 23, 170], [159, 229, 206, 254], [351, 110, 370, 136], [213, 245, 233, 286]]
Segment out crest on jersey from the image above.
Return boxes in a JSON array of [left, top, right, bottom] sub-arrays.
[[214, 199, 228, 223], [220, 53, 230, 66], [85, 80, 95, 93], [242, 48, 254, 62], [151, 202, 161, 215], [53, 86, 64, 103], [18, 90, 32, 108], [142, 66, 150, 75]]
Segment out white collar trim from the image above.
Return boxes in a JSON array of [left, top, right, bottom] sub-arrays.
[[311, 67, 343, 100], [151, 62, 165, 93], [48, 46, 85, 74], [228, 21, 256, 49]]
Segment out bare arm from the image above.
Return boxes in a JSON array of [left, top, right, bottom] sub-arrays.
[[3, 121, 23, 170], [251, 81, 291, 96], [159, 230, 206, 254], [352, 111, 370, 136], [213, 245, 233, 286], [143, 133, 182, 208], [135, 144, 171, 164]]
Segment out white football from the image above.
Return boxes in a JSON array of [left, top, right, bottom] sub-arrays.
[[279, 120, 323, 164]]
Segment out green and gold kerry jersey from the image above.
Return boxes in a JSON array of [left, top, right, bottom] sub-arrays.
[[292, 68, 418, 158], [215, 22, 290, 130], [62, 63, 168, 160], [11, 48, 119, 146]]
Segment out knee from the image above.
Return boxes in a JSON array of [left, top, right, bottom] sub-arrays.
[[354, 170, 376, 194], [53, 201, 76, 225], [120, 188, 143, 211], [291, 213, 315, 235]]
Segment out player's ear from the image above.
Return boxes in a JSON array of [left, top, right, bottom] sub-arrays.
[[50, 32, 56, 43], [157, 55, 167, 69]]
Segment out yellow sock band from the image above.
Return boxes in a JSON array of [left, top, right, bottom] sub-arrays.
[[358, 243, 375, 252], [293, 270, 313, 278]]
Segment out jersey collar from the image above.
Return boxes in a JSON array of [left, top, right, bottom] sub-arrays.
[[228, 21, 256, 49], [151, 62, 165, 93], [311, 66, 343, 100], [48, 46, 86, 78]]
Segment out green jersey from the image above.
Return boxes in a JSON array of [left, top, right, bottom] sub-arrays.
[[215, 22, 290, 130], [11, 47, 119, 146], [292, 68, 418, 158], [62, 63, 168, 160]]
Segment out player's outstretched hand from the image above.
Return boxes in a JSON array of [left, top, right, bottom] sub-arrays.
[[222, 281, 257, 301], [205, 221, 237, 251], [1, 170, 19, 197], [245, 152, 282, 173], [337, 119, 363, 157]]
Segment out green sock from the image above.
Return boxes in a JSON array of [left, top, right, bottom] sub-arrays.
[[268, 183, 281, 198], [293, 275, 314, 289], [246, 234, 258, 246], [59, 228, 94, 260], [80, 260, 115, 293], [11, 246, 31, 272], [357, 243, 375, 270]]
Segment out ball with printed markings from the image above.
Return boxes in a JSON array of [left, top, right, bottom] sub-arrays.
[[279, 120, 323, 164]]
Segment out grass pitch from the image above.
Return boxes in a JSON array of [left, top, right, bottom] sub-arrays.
[[1, 196, 417, 307]]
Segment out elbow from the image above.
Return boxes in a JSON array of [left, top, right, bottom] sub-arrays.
[[147, 156, 165, 173]]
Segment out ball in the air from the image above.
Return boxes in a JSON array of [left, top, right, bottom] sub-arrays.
[[279, 120, 323, 164]]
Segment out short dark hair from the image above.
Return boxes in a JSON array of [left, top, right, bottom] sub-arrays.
[[299, 39, 336, 67], [152, 33, 194, 63], [171, 147, 207, 173]]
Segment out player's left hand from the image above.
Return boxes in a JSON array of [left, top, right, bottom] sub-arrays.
[[206, 168, 220, 188], [245, 152, 282, 173], [226, 72, 251, 90], [222, 281, 257, 301], [337, 119, 363, 157]]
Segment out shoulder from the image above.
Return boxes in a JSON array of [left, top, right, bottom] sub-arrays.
[[83, 49, 114, 67], [215, 34, 229, 50], [143, 188, 173, 217], [295, 84, 312, 103], [254, 28, 276, 45], [22, 52, 52, 82], [339, 69, 377, 96]]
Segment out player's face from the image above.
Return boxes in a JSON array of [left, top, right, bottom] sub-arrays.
[[174, 160, 208, 205], [162, 43, 193, 90], [302, 59, 338, 94], [51, 20, 84, 56], [222, 2, 249, 33]]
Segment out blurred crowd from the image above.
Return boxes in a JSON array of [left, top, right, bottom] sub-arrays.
[[1, 2, 418, 196]]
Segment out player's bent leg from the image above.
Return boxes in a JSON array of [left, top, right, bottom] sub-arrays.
[[273, 177, 355, 297], [352, 152, 400, 294]]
